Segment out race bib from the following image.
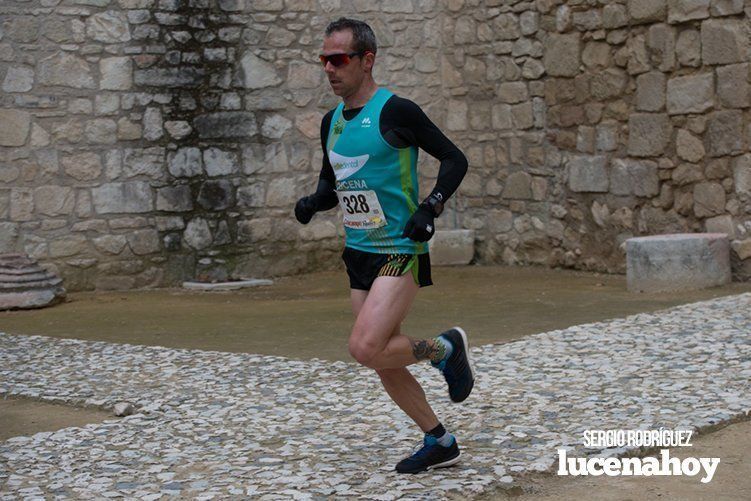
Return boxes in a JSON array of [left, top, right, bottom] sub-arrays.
[[338, 190, 387, 230]]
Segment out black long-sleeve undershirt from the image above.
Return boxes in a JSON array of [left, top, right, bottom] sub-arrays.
[[315, 94, 468, 210]]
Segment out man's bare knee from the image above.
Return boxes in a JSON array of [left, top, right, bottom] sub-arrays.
[[348, 336, 380, 368]]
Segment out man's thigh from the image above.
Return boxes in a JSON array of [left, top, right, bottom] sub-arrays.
[[349, 273, 419, 350]]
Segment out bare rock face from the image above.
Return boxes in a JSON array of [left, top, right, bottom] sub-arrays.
[[0, 254, 66, 310]]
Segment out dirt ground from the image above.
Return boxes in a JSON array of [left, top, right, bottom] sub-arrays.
[[1, 265, 749, 498]]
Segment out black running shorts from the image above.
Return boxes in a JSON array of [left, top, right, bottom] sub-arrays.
[[341, 247, 433, 291]]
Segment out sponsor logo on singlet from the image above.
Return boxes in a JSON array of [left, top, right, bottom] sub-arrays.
[[329, 150, 369, 180], [336, 179, 369, 190]]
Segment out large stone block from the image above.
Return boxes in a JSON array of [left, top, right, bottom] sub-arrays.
[[667, 0, 709, 23], [100, 57, 132, 90], [676, 29, 701, 67], [626, 234, 731, 292], [710, 0, 744, 16], [635, 71, 666, 111], [629, 0, 667, 23], [193, 112, 257, 139], [2, 66, 34, 93], [238, 52, 282, 89], [134, 67, 204, 87], [666, 72, 714, 114], [197, 180, 233, 211], [168, 147, 202, 178], [693, 182, 726, 217], [0, 109, 31, 146], [429, 230, 475, 266], [502, 171, 533, 199], [156, 185, 193, 212], [543, 33, 580, 77], [37, 52, 95, 89], [647, 23, 676, 71], [716, 63, 750, 108], [568, 155, 609, 193], [86, 11, 131, 43], [701, 19, 749, 65], [627, 113, 672, 157], [707, 110, 743, 156], [610, 158, 660, 197], [92, 182, 154, 214]]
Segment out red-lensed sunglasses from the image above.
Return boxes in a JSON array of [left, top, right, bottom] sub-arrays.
[[319, 51, 368, 67]]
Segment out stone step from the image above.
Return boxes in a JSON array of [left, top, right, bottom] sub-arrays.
[[626, 233, 731, 293], [0, 272, 56, 283], [0, 279, 63, 291], [0, 290, 64, 310]]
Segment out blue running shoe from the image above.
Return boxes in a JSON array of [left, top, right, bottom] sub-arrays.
[[395, 435, 461, 474], [432, 327, 474, 403]]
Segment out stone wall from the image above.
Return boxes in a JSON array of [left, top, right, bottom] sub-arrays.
[[1, 0, 750, 291]]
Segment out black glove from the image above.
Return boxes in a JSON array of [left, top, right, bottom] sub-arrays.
[[402, 205, 436, 242], [294, 195, 318, 224]]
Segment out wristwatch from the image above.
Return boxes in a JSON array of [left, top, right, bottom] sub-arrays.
[[423, 193, 444, 217]]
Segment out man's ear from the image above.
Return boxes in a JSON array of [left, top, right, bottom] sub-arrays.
[[363, 51, 376, 72]]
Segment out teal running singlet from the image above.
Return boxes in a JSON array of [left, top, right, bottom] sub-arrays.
[[326, 88, 427, 255]]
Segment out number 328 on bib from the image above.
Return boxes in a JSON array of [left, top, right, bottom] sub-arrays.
[[337, 190, 387, 230]]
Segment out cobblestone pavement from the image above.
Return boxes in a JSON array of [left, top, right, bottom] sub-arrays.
[[1, 294, 750, 499]]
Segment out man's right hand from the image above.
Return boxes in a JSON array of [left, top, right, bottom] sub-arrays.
[[294, 195, 318, 224]]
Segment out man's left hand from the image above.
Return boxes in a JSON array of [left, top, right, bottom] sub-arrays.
[[402, 205, 435, 242]]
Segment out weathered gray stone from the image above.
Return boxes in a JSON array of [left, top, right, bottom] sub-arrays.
[[237, 218, 270, 243], [511, 102, 534, 130], [197, 180, 233, 211], [236, 184, 265, 208], [701, 19, 749, 65], [134, 67, 204, 87], [543, 33, 580, 77], [184, 218, 212, 250], [492, 104, 512, 130], [676, 129, 705, 163], [85, 119, 117, 144], [732, 154, 751, 194], [694, 182, 726, 217], [635, 71, 666, 111], [203, 148, 238, 176], [123, 147, 164, 179], [168, 147, 202, 177], [629, 0, 667, 23], [626, 34, 651, 75], [498, 82, 528, 104], [86, 11, 130, 43], [117, 118, 142, 141], [238, 52, 282, 89], [266, 178, 296, 206], [34, 186, 75, 216], [610, 159, 660, 197], [519, 11, 538, 36], [502, 171, 533, 200], [127, 230, 160, 255], [716, 63, 750, 108], [92, 182, 153, 214], [628, 113, 672, 157], [710, 0, 744, 16], [568, 155, 608, 193], [95, 94, 120, 115], [429, 230, 475, 265], [0, 109, 31, 147], [582, 42, 611, 69], [2, 66, 34, 93], [164, 121, 191, 139], [676, 29, 701, 67], [668, 0, 709, 23], [93, 235, 127, 255], [193, 112, 257, 139], [647, 24, 676, 71], [591, 68, 629, 100], [100, 57, 132, 90], [261, 114, 292, 139], [672, 163, 704, 185], [705, 214, 735, 237], [493, 13, 519, 40], [156, 185, 193, 212], [556, 5, 572, 32], [666, 72, 714, 114], [447, 100, 468, 131], [62, 152, 102, 181], [143, 107, 163, 141], [707, 110, 743, 156], [287, 61, 321, 89], [603, 4, 628, 28], [37, 52, 95, 89], [626, 233, 731, 292]]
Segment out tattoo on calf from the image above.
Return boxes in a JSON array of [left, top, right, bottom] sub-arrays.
[[411, 339, 437, 361]]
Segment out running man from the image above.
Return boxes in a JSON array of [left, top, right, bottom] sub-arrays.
[[294, 18, 473, 474]]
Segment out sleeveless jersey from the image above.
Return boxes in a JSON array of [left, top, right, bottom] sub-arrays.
[[326, 88, 427, 255]]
